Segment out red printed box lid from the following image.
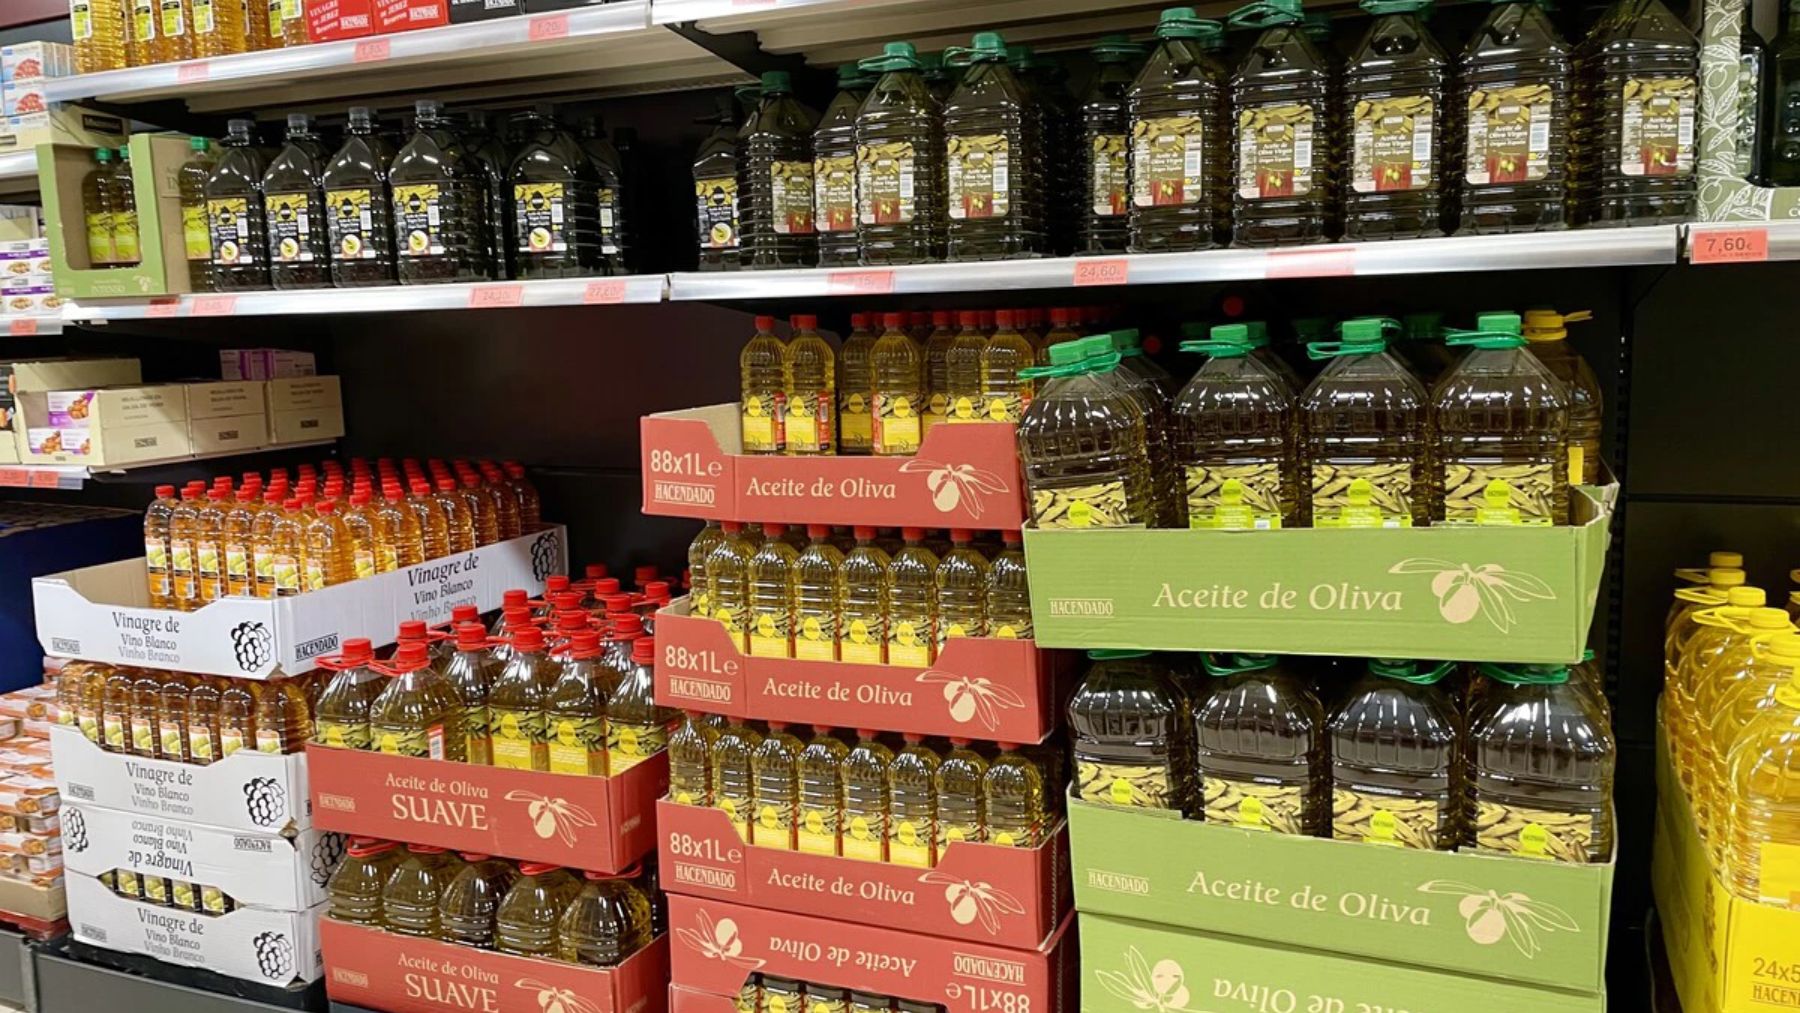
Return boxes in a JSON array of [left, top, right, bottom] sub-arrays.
[[657, 799, 1069, 951], [654, 601, 1060, 743], [641, 405, 1024, 529], [307, 743, 665, 872]]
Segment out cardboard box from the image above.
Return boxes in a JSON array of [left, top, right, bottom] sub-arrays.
[[187, 380, 270, 455], [14, 384, 192, 467], [305, 0, 377, 40], [1077, 912, 1603, 1013], [657, 798, 1069, 950], [39, 134, 195, 298], [641, 404, 1027, 530], [1, 43, 73, 84], [376, 0, 449, 31], [1699, 0, 1793, 221], [1021, 482, 1618, 664], [266, 375, 345, 445], [654, 598, 1061, 742], [1068, 798, 1614, 995], [33, 526, 569, 678], [450, 0, 522, 21], [323, 919, 668, 1013], [0, 109, 125, 155], [68, 873, 324, 986], [218, 349, 317, 381], [307, 740, 663, 873], [60, 804, 340, 911], [1, 83, 46, 119], [0, 869, 65, 923], [49, 726, 310, 835], [1, 357, 141, 393]]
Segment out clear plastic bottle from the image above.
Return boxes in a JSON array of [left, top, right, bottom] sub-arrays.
[[545, 629, 609, 776], [1720, 634, 1800, 896], [1681, 602, 1788, 785], [1695, 611, 1796, 842], [838, 313, 878, 455], [82, 149, 118, 269], [834, 525, 894, 668], [255, 678, 311, 753], [191, 487, 230, 605], [328, 838, 402, 926], [302, 500, 354, 591], [935, 737, 989, 848], [192, 0, 246, 57], [888, 734, 940, 867], [392, 100, 494, 285], [670, 712, 719, 806], [1667, 567, 1748, 680], [508, 108, 605, 280], [748, 523, 799, 659], [790, 524, 844, 662], [371, 641, 465, 761], [1070, 649, 1194, 810], [985, 530, 1033, 639], [975, 309, 1036, 423], [1434, 313, 1571, 526], [706, 520, 756, 651], [127, 669, 163, 758], [143, 485, 178, 608], [943, 309, 988, 424], [1342, 0, 1450, 240], [166, 486, 203, 610], [784, 314, 836, 456], [741, 71, 819, 269], [407, 479, 452, 561], [871, 312, 926, 456], [1459, 0, 1573, 233], [219, 484, 262, 596], [495, 863, 579, 957], [263, 114, 332, 290], [1129, 9, 1231, 252], [559, 869, 652, 966], [177, 138, 218, 291], [442, 622, 499, 766], [374, 481, 424, 570], [944, 31, 1044, 260], [792, 725, 847, 855], [841, 729, 892, 861], [751, 721, 805, 851], [611, 637, 675, 773], [1229, 0, 1337, 246], [73, 0, 131, 73], [489, 624, 556, 771], [1329, 659, 1461, 849], [432, 476, 478, 555], [321, 107, 400, 287], [438, 853, 518, 949], [815, 65, 874, 267], [713, 717, 763, 841], [687, 521, 724, 620], [1301, 318, 1432, 528], [1016, 335, 1157, 528], [885, 527, 938, 667], [1081, 37, 1148, 253], [694, 94, 744, 271], [985, 742, 1047, 847], [314, 638, 382, 751], [264, 496, 308, 599], [574, 116, 630, 275], [855, 42, 946, 264], [1522, 308, 1602, 485], [205, 119, 272, 291], [382, 846, 459, 938], [1172, 326, 1301, 529], [1570, 0, 1698, 225], [741, 315, 788, 456], [1468, 663, 1614, 862], [1195, 652, 1327, 834], [110, 147, 142, 267], [934, 528, 989, 643]]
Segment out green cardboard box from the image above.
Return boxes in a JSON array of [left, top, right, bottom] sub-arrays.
[[1069, 799, 1613, 995], [38, 134, 196, 299], [1023, 484, 1615, 664], [1078, 912, 1605, 1013]]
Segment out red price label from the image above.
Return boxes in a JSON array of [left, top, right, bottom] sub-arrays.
[[353, 39, 391, 63], [1264, 248, 1356, 279], [528, 14, 570, 40], [29, 470, 60, 489], [8, 318, 38, 336], [583, 280, 628, 304], [826, 270, 895, 295], [176, 60, 210, 83], [1691, 227, 1769, 264], [145, 298, 183, 318], [469, 284, 525, 309], [191, 295, 237, 317], [0, 468, 26, 487], [1074, 258, 1129, 287]]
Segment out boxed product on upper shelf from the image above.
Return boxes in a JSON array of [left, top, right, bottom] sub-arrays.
[[39, 134, 196, 299], [1700, 0, 1796, 222]]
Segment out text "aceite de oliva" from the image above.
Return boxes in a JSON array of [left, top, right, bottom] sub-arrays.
[[1151, 581, 1403, 614]]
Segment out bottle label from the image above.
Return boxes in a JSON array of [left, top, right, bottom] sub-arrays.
[[741, 393, 785, 452], [1620, 77, 1695, 177], [939, 617, 979, 644], [1238, 104, 1316, 199], [352, 549, 376, 579], [377, 724, 444, 759], [279, 0, 299, 18], [318, 720, 370, 750], [273, 553, 301, 595], [85, 213, 114, 264], [256, 728, 283, 754], [841, 615, 884, 664], [225, 546, 250, 592], [548, 715, 608, 775], [221, 728, 246, 756], [187, 727, 217, 761], [749, 608, 790, 658], [938, 817, 981, 850], [1332, 787, 1442, 849], [72, 1, 93, 41], [130, 717, 156, 755], [172, 880, 196, 908], [112, 211, 141, 262], [145, 536, 169, 576], [1352, 96, 1434, 193], [1030, 480, 1131, 529], [983, 389, 1027, 423], [608, 722, 667, 772], [713, 603, 745, 647], [1310, 464, 1414, 529], [394, 184, 445, 257], [947, 134, 1009, 220], [887, 817, 933, 867], [1737, 56, 1761, 178], [379, 545, 399, 572], [254, 547, 276, 590], [797, 805, 838, 854], [842, 812, 884, 860], [464, 705, 491, 766], [208, 198, 255, 265], [515, 182, 568, 254], [755, 800, 795, 849], [695, 176, 740, 251], [871, 392, 921, 454], [159, 0, 184, 38], [794, 611, 837, 661], [116, 869, 141, 896], [491, 708, 547, 770], [133, 0, 155, 42], [1091, 133, 1129, 216], [326, 188, 378, 260], [990, 822, 1038, 848], [196, 537, 222, 582], [785, 392, 832, 454], [304, 559, 328, 592], [1442, 462, 1557, 526], [194, 0, 215, 33], [183, 204, 211, 261], [1077, 760, 1179, 809], [838, 391, 872, 450], [1132, 117, 1204, 207], [1185, 464, 1285, 530], [598, 187, 621, 255], [159, 724, 184, 758], [268, 0, 282, 33], [887, 619, 931, 668], [144, 876, 168, 902], [814, 154, 856, 233], [80, 712, 100, 742], [718, 796, 752, 842], [169, 537, 195, 601], [267, 192, 317, 263], [1473, 800, 1593, 863], [202, 885, 228, 913], [1465, 85, 1553, 184], [1202, 777, 1308, 835], [770, 161, 816, 235], [857, 141, 916, 225]]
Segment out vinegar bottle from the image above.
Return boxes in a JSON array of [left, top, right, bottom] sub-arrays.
[[1070, 649, 1194, 810], [378, 481, 426, 569], [713, 717, 763, 842], [408, 479, 452, 560], [741, 315, 788, 456], [837, 313, 878, 455], [314, 639, 382, 750], [342, 489, 382, 579], [784, 314, 836, 456], [886, 528, 939, 667], [1329, 659, 1461, 849], [193, 0, 246, 57], [495, 864, 580, 957], [144, 485, 178, 608], [222, 485, 261, 596], [256, 678, 311, 753], [433, 477, 477, 554], [273, 0, 307, 46], [269, 496, 310, 598], [195, 487, 230, 603], [888, 734, 940, 867], [156, 673, 192, 762], [101, 667, 133, 753], [752, 722, 805, 850], [456, 465, 501, 545], [167, 486, 203, 610], [127, 0, 161, 67], [503, 462, 541, 532], [871, 312, 926, 456], [128, 670, 163, 757], [185, 677, 224, 762], [797, 726, 847, 855], [936, 737, 988, 847], [748, 523, 799, 658], [250, 485, 286, 598], [670, 712, 719, 806], [841, 729, 892, 861], [303, 501, 355, 591], [1194, 652, 1327, 834]]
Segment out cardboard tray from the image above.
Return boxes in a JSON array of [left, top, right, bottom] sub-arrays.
[[66, 872, 324, 987], [51, 724, 310, 836]]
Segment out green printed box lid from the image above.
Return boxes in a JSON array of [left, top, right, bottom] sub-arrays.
[[1023, 486, 1613, 664], [1069, 800, 1613, 994], [1078, 912, 1605, 1013]]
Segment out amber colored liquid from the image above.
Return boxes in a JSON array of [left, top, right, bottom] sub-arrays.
[[1459, 2, 1573, 233], [856, 67, 946, 264]]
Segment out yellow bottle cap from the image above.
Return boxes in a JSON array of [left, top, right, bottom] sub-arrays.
[[1713, 551, 1742, 568], [1749, 607, 1794, 630], [1711, 568, 1747, 589], [1522, 308, 1593, 343], [1768, 634, 1800, 660], [1728, 587, 1768, 607]]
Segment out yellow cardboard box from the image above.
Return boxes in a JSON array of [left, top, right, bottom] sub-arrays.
[[13, 384, 190, 466], [186, 380, 269, 455], [266, 375, 344, 445]]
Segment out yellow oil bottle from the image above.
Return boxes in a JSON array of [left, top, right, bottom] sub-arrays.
[[885, 528, 938, 667], [302, 500, 354, 591], [342, 489, 383, 579], [73, 0, 131, 73], [713, 717, 763, 841], [455, 466, 501, 546], [167, 486, 202, 610], [128, 0, 161, 71], [706, 520, 756, 651], [432, 476, 477, 554], [546, 629, 609, 776], [559, 869, 652, 966], [687, 521, 724, 619], [1700, 628, 1800, 856], [1688, 607, 1795, 808], [407, 479, 452, 561], [185, 677, 223, 762], [382, 845, 458, 938], [797, 725, 847, 855], [256, 678, 311, 753], [741, 315, 788, 455], [986, 742, 1047, 847], [838, 313, 877, 455], [82, 149, 118, 267], [935, 529, 988, 643], [791, 524, 843, 662], [610, 638, 675, 772], [371, 641, 465, 760], [985, 530, 1032, 639], [489, 624, 556, 771], [888, 734, 940, 867], [1669, 587, 1770, 777], [272, 0, 306, 46], [193, 0, 248, 57], [438, 853, 519, 949], [936, 737, 988, 848], [78, 666, 107, 744], [195, 487, 229, 603], [143, 485, 177, 607], [921, 310, 956, 434], [670, 712, 719, 805], [839, 526, 890, 664], [269, 497, 308, 598], [980, 309, 1036, 422], [784, 314, 836, 455], [222, 485, 261, 596], [443, 623, 499, 765], [495, 863, 580, 956], [871, 312, 926, 455], [327, 839, 402, 925], [752, 722, 805, 850], [376, 481, 425, 570], [748, 523, 799, 659], [944, 310, 987, 422], [1667, 568, 1748, 687], [128, 669, 163, 757], [314, 639, 381, 750], [841, 729, 892, 861]]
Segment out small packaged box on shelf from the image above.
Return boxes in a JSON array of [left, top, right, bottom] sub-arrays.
[[14, 383, 193, 467], [305, 0, 377, 40], [1, 83, 46, 119], [186, 380, 270, 455], [40, 134, 197, 299], [266, 375, 345, 445], [0, 108, 127, 156], [375, 0, 449, 31], [1, 43, 73, 84], [450, 0, 522, 22], [0, 776, 58, 816], [218, 348, 317, 382]]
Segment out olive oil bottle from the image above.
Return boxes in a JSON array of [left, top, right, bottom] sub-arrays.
[[314, 638, 382, 750], [370, 641, 466, 761], [178, 138, 217, 290], [1434, 313, 1571, 526], [1522, 308, 1602, 485], [205, 119, 272, 291], [741, 315, 787, 456], [856, 42, 946, 265], [936, 529, 989, 642], [1468, 663, 1614, 862], [1460, 0, 1574, 232], [796, 725, 847, 855], [751, 722, 804, 851], [839, 526, 890, 665], [936, 737, 989, 847], [1194, 652, 1327, 834], [489, 624, 556, 771], [694, 96, 743, 271], [688, 521, 725, 620], [578, 116, 631, 274], [1229, 0, 1337, 246], [888, 734, 940, 867], [1016, 336, 1157, 528], [748, 523, 799, 659], [670, 712, 719, 806], [842, 729, 893, 860], [545, 630, 609, 776], [1129, 8, 1231, 252], [1300, 318, 1432, 528], [871, 311, 926, 456], [713, 717, 763, 841], [1570, 0, 1698, 225], [1172, 327, 1300, 529], [885, 528, 939, 667], [610, 638, 674, 773], [1081, 37, 1148, 254], [741, 71, 819, 269], [791, 524, 843, 662], [815, 66, 874, 267], [442, 622, 499, 765], [986, 530, 1033, 639], [509, 108, 605, 279], [1342, 0, 1451, 239], [706, 520, 757, 651], [838, 313, 878, 455], [262, 114, 332, 290], [784, 314, 836, 456], [985, 743, 1048, 847], [1071, 650, 1195, 811], [391, 100, 494, 284], [944, 31, 1043, 260], [1330, 659, 1461, 849]]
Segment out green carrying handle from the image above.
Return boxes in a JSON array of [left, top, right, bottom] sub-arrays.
[[1228, 0, 1305, 29]]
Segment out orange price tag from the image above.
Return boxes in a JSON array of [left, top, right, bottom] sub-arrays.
[[29, 470, 60, 489], [0, 468, 26, 487], [191, 295, 237, 317], [583, 280, 628, 304], [353, 39, 391, 63], [469, 284, 525, 309], [1073, 258, 1129, 287], [145, 298, 183, 318], [8, 318, 38, 336], [1263, 248, 1356, 279], [826, 270, 895, 295], [529, 14, 570, 40], [176, 60, 210, 83], [1691, 227, 1769, 264]]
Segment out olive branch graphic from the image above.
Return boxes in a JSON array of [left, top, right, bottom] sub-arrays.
[[1416, 881, 1580, 958], [1093, 948, 1209, 1012], [674, 910, 766, 971], [516, 980, 604, 1013], [503, 790, 597, 845], [898, 459, 1011, 519], [1388, 559, 1557, 633], [915, 671, 1027, 729], [917, 872, 1026, 934]]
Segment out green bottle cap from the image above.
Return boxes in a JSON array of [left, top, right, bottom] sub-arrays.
[[1212, 323, 1254, 343], [1178, 336, 1253, 357], [760, 70, 792, 93], [1445, 313, 1527, 350], [115, 147, 130, 159], [1046, 340, 1090, 366], [1362, 0, 1430, 12], [1156, 7, 1226, 39], [970, 31, 1008, 60], [860, 41, 923, 73], [1112, 329, 1143, 353], [1478, 662, 1571, 685], [1307, 318, 1393, 360], [1087, 649, 1152, 660], [189, 136, 209, 152], [1092, 35, 1147, 61], [1202, 652, 1280, 676], [1339, 317, 1388, 342], [1228, 0, 1304, 29], [836, 63, 867, 86], [1476, 311, 1522, 334], [1005, 43, 1034, 68], [95, 147, 111, 163], [1368, 658, 1455, 684]]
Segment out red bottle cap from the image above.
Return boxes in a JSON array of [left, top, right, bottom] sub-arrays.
[[792, 314, 818, 330], [950, 528, 973, 543], [807, 524, 832, 538], [644, 580, 671, 599], [154, 484, 175, 498], [949, 737, 973, 747], [853, 525, 877, 540], [547, 574, 571, 594], [512, 625, 546, 652], [631, 636, 655, 664], [959, 309, 981, 328], [882, 312, 907, 330], [755, 315, 777, 332], [585, 563, 609, 580], [347, 839, 398, 858], [933, 310, 953, 326], [611, 614, 644, 638], [594, 578, 621, 596], [856, 729, 878, 739], [503, 589, 529, 608], [722, 520, 743, 534], [995, 309, 1016, 329], [901, 526, 924, 541], [455, 622, 487, 649], [567, 630, 602, 658], [601, 593, 633, 615], [850, 312, 871, 328], [764, 522, 786, 537], [518, 862, 562, 877], [903, 732, 924, 743], [451, 604, 479, 625], [1003, 530, 1022, 545], [634, 565, 658, 584]]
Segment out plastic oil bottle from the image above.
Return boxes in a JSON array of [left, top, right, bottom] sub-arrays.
[[193, 0, 246, 57], [182, 676, 223, 762], [194, 487, 229, 603], [935, 737, 988, 847], [328, 839, 402, 926], [611, 637, 675, 773], [1329, 659, 1461, 849], [1342, 0, 1451, 240], [790, 524, 844, 662], [741, 315, 787, 456], [1016, 335, 1157, 528], [1434, 313, 1571, 526], [986, 530, 1033, 639], [81, 149, 118, 269], [838, 313, 878, 454], [263, 114, 332, 289], [796, 726, 847, 855], [740, 71, 819, 269], [693, 93, 744, 271], [1468, 663, 1614, 862], [936, 529, 989, 642], [706, 521, 756, 651], [748, 523, 799, 659], [438, 854, 519, 950], [314, 638, 381, 750], [1723, 633, 1800, 899], [688, 521, 724, 620], [406, 479, 452, 559], [871, 312, 926, 456], [1228, 0, 1337, 246], [73, 0, 130, 73], [495, 864, 579, 957], [206, 119, 272, 291], [986, 743, 1048, 847], [1678, 599, 1784, 780], [431, 476, 477, 554], [248, 485, 285, 598], [166, 486, 202, 609], [979, 309, 1037, 422], [921, 310, 957, 433], [127, 0, 162, 67], [751, 721, 805, 850], [842, 729, 893, 860], [489, 623, 556, 771], [855, 42, 946, 265], [371, 641, 465, 761], [888, 733, 940, 867], [177, 138, 217, 290], [815, 66, 874, 266], [943, 309, 988, 423], [559, 869, 652, 966], [1070, 649, 1194, 810], [1522, 308, 1602, 484], [1693, 609, 1796, 836], [302, 501, 354, 591], [443, 622, 500, 765], [507, 108, 603, 279], [377, 846, 455, 938], [143, 485, 177, 608], [108, 147, 141, 268], [256, 678, 311, 753], [1667, 566, 1746, 678], [1129, 9, 1231, 252], [1301, 318, 1432, 528], [100, 667, 133, 753], [784, 314, 836, 456], [886, 528, 939, 667], [1195, 652, 1327, 834], [670, 712, 719, 806], [546, 629, 609, 776], [577, 116, 630, 275], [1172, 327, 1300, 529], [1460, 0, 1573, 233], [713, 717, 763, 841], [321, 107, 399, 287], [222, 485, 263, 596], [392, 100, 494, 285], [1080, 37, 1147, 253], [1570, 0, 1698, 225], [943, 31, 1043, 261]]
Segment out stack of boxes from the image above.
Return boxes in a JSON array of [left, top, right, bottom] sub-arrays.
[[1, 43, 71, 121], [0, 43, 123, 157], [0, 680, 64, 932], [0, 237, 58, 323]]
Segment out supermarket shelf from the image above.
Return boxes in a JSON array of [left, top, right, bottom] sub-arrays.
[[3, 317, 62, 336], [0, 440, 337, 491], [0, 151, 37, 197], [0, 927, 26, 1007], [62, 273, 667, 322], [668, 226, 1681, 301], [1687, 220, 1800, 263], [35, 939, 323, 1013]]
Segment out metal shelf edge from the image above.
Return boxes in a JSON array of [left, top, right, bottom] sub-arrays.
[[62, 274, 667, 321]]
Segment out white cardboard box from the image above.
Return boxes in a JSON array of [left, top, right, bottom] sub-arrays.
[[266, 375, 343, 444], [60, 803, 340, 910], [49, 726, 311, 836], [187, 380, 269, 455], [218, 350, 317, 382], [33, 526, 567, 677], [67, 872, 325, 986]]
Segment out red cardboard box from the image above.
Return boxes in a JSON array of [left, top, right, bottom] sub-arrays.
[[376, 0, 449, 31], [669, 895, 1075, 1013], [654, 601, 1062, 743], [657, 799, 1070, 950], [322, 917, 669, 1013], [641, 405, 1025, 530], [307, 0, 376, 38], [307, 743, 666, 873]]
